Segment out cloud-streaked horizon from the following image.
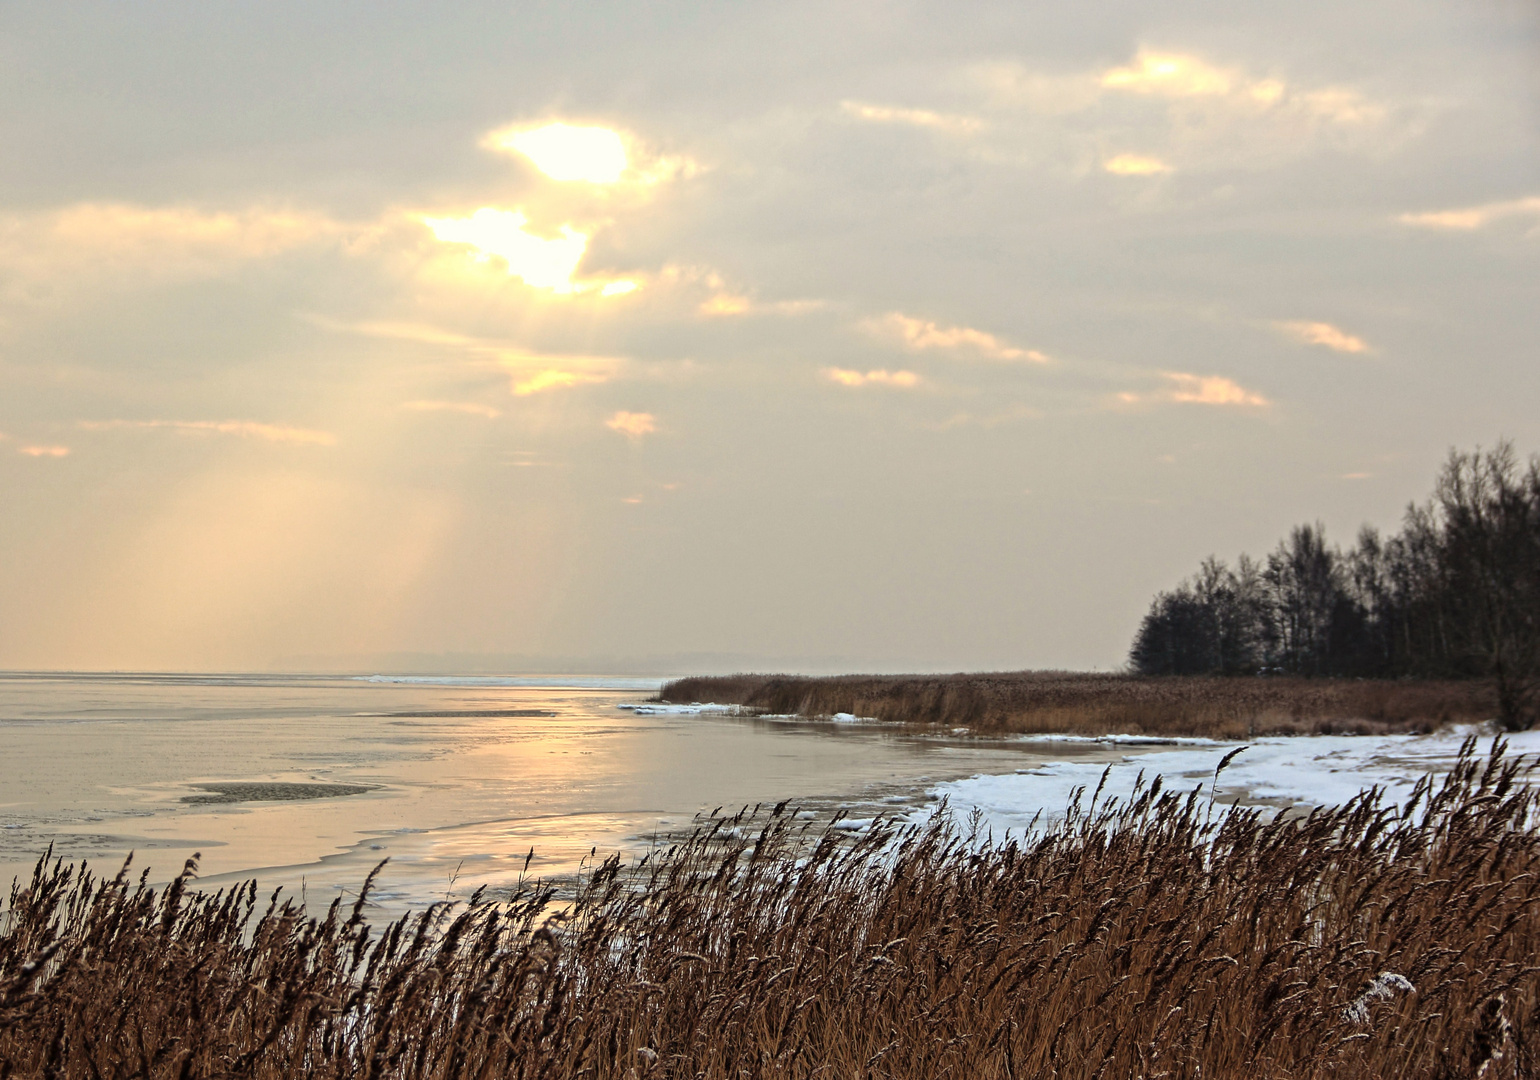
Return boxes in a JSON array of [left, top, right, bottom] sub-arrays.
[[0, 3, 1534, 673]]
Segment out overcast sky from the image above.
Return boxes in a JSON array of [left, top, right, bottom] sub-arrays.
[[1, 1, 1536, 673]]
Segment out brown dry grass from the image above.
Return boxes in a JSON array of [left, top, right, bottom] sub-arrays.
[[659, 672, 1498, 738], [2, 745, 1538, 1077]]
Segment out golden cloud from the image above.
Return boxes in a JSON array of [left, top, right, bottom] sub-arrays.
[[606, 411, 657, 438], [79, 420, 337, 445], [1398, 195, 1540, 231], [869, 313, 1048, 363], [1102, 53, 1235, 97], [1273, 320, 1371, 354], [1162, 373, 1268, 407], [483, 121, 700, 188], [18, 445, 69, 457], [841, 101, 984, 133], [1103, 153, 1172, 176], [700, 293, 753, 316], [1102, 48, 1392, 140], [822, 367, 920, 388], [511, 369, 609, 396]]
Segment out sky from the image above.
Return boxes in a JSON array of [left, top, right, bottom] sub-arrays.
[[0, 1, 1536, 674]]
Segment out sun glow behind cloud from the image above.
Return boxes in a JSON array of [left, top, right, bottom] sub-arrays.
[[422, 209, 589, 292], [493, 123, 630, 183], [1102, 53, 1234, 97]]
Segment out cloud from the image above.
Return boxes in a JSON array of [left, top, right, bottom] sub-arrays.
[[511, 369, 609, 396], [47, 203, 345, 258], [1101, 52, 1236, 97], [700, 293, 752, 316], [868, 313, 1048, 362], [1397, 195, 1540, 231], [0, 203, 355, 290], [699, 292, 825, 317], [606, 411, 656, 438], [483, 120, 700, 187], [1273, 320, 1371, 354], [1162, 373, 1268, 407], [402, 400, 501, 418], [18, 445, 69, 457], [841, 101, 984, 133], [422, 209, 590, 293], [1103, 153, 1171, 176], [1117, 373, 1269, 408], [822, 367, 920, 388], [1081, 49, 1399, 168], [1098, 51, 1383, 124], [80, 420, 337, 445], [421, 207, 644, 295], [311, 318, 622, 395], [491, 123, 630, 184]]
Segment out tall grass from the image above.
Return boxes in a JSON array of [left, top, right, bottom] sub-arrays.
[[2, 744, 1537, 1077], [659, 671, 1498, 738]]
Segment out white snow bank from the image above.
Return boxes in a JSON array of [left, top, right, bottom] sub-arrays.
[[924, 726, 1540, 839]]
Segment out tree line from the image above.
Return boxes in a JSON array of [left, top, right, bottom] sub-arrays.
[[1129, 442, 1540, 730]]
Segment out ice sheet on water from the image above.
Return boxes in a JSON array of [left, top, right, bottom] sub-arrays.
[[617, 703, 754, 715], [358, 675, 665, 691], [921, 726, 1540, 840]]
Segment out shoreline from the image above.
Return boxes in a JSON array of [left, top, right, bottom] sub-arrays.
[[658, 671, 1501, 739]]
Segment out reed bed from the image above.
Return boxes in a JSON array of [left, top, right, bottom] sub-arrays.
[[659, 672, 1497, 738], [2, 744, 1538, 1078]]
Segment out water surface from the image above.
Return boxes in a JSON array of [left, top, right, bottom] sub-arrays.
[[0, 672, 1120, 914]]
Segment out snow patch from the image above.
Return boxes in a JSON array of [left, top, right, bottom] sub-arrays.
[[922, 727, 1540, 839]]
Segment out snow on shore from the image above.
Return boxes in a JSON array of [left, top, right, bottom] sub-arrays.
[[618, 702, 755, 716], [925, 726, 1540, 837]]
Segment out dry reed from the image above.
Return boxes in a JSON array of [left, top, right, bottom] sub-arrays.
[[2, 743, 1537, 1077], [659, 671, 1498, 738]]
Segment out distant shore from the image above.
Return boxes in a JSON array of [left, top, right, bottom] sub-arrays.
[[656, 671, 1499, 739]]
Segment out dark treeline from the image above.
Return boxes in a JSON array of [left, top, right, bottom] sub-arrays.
[[1130, 441, 1540, 729]]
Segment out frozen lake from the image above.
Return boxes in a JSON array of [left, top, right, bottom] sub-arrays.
[[0, 672, 1134, 914], [3, 672, 1531, 919]]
